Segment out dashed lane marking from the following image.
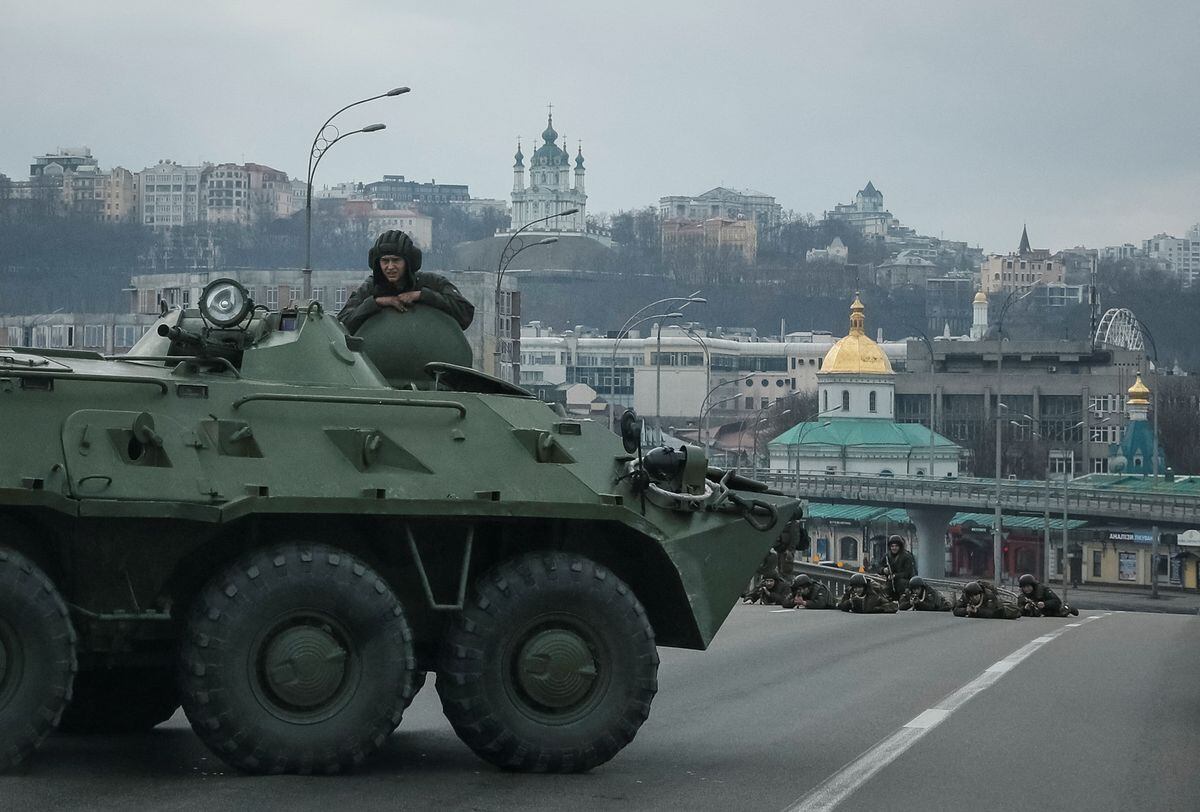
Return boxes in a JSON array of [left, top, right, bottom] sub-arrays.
[[783, 617, 1099, 812]]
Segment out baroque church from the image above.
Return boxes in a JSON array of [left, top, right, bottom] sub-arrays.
[[510, 109, 587, 234]]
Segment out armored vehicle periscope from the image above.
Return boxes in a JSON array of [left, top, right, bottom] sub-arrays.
[[0, 278, 798, 774]]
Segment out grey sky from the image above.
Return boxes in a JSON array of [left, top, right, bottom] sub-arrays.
[[3, 0, 1197, 252]]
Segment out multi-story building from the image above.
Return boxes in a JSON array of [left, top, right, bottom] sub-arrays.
[[1100, 243, 1139, 262], [1142, 232, 1199, 286], [29, 147, 96, 179], [365, 209, 433, 249], [825, 181, 895, 237], [509, 112, 587, 234], [926, 275, 976, 337], [876, 250, 940, 287], [980, 226, 1065, 294], [661, 217, 758, 263], [363, 175, 469, 207], [805, 237, 849, 265], [659, 187, 782, 232], [135, 160, 204, 229], [518, 320, 908, 427], [201, 163, 295, 225], [0, 312, 158, 354]]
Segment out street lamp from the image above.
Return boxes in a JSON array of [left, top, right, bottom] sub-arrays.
[[606, 311, 684, 435], [749, 407, 792, 470], [698, 372, 763, 453], [906, 324, 938, 477], [1132, 317, 1163, 598], [493, 209, 580, 381], [608, 293, 706, 430], [991, 286, 1036, 584], [303, 87, 407, 301], [488, 235, 558, 375]]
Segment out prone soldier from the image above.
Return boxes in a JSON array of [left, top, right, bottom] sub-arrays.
[[1017, 573, 1079, 617], [952, 580, 1021, 619], [791, 574, 837, 610], [898, 576, 953, 611], [837, 573, 899, 614], [743, 571, 793, 606]]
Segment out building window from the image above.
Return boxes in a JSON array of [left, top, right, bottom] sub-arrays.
[[841, 390, 850, 412], [823, 390, 828, 411], [83, 324, 105, 347], [869, 391, 877, 413], [744, 397, 753, 409], [1092, 550, 1102, 578], [839, 537, 858, 561], [1092, 458, 1109, 474]]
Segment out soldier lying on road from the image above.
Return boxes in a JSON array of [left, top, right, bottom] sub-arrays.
[[952, 580, 1021, 619], [790, 574, 837, 609], [898, 576, 953, 611], [743, 571, 793, 606], [837, 573, 899, 614], [1017, 573, 1079, 617]]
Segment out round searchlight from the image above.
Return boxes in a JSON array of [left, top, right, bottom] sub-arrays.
[[200, 278, 252, 328]]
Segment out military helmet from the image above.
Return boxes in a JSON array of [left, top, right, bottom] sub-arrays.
[[909, 576, 926, 590], [368, 229, 423, 274], [963, 581, 983, 595], [849, 573, 868, 587], [888, 535, 905, 549], [1018, 573, 1038, 588], [794, 574, 812, 588]]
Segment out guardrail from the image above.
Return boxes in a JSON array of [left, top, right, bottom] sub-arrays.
[[747, 470, 1200, 526]]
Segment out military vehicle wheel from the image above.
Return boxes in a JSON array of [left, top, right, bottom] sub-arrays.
[[438, 552, 659, 773], [0, 546, 76, 771], [58, 666, 179, 734], [178, 544, 416, 774]]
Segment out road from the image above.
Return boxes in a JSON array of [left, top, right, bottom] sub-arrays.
[[3, 606, 1197, 811]]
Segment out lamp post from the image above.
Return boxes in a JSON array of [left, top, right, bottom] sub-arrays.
[[1132, 317, 1162, 598], [303, 87, 407, 301], [991, 286, 1035, 584], [750, 407, 792, 471], [606, 311, 683, 435], [698, 372, 763, 453], [488, 235, 557, 376], [493, 208, 580, 382], [608, 293, 706, 430], [906, 325, 938, 477]]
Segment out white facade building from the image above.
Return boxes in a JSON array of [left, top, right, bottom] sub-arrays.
[[510, 112, 587, 234], [135, 160, 204, 229], [1143, 232, 1199, 286]]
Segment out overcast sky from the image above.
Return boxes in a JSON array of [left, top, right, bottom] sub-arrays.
[[3, 0, 1196, 252]]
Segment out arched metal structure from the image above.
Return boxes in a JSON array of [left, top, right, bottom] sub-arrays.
[[1094, 308, 1144, 351]]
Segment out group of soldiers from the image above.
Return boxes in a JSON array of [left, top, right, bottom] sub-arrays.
[[744, 534, 1079, 620]]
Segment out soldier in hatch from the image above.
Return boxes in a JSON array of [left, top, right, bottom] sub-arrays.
[[879, 536, 917, 601], [337, 230, 474, 334], [1017, 573, 1079, 617], [837, 573, 899, 614], [898, 576, 952, 612], [952, 580, 1021, 619], [790, 574, 837, 610]]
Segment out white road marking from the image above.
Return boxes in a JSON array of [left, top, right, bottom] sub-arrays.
[[1065, 623, 1082, 627], [783, 618, 1096, 812], [770, 609, 793, 613]]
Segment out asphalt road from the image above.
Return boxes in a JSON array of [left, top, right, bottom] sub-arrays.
[[3, 606, 1197, 812]]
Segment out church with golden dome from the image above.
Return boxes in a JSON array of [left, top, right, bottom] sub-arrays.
[[767, 295, 961, 477]]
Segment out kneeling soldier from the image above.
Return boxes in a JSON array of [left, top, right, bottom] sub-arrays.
[[1017, 573, 1079, 617], [952, 580, 1021, 619], [899, 576, 952, 611], [838, 573, 899, 614], [791, 574, 837, 609]]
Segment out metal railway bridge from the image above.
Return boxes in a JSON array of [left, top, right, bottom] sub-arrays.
[[748, 470, 1200, 577]]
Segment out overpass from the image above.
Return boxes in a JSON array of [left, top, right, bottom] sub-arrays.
[[748, 469, 1200, 576]]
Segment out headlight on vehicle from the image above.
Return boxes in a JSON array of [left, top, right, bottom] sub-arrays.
[[200, 278, 252, 328]]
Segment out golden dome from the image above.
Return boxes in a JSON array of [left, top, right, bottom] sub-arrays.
[[973, 290, 988, 305], [821, 294, 894, 375], [1127, 374, 1150, 405]]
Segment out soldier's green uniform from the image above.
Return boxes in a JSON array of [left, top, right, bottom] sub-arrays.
[[791, 575, 837, 610], [338, 230, 475, 333], [898, 576, 952, 611], [1017, 573, 1079, 617], [744, 572, 793, 606], [838, 573, 899, 614], [952, 580, 1021, 619], [880, 536, 917, 601]]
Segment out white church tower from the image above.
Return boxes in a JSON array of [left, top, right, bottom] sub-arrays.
[[509, 107, 587, 234]]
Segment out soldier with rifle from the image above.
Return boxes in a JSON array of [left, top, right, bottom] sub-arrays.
[[790, 574, 837, 610], [837, 573, 899, 614], [880, 536, 917, 601], [1017, 573, 1079, 617], [952, 580, 1021, 619], [898, 576, 953, 611]]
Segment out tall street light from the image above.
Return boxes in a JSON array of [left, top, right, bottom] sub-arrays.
[[487, 235, 557, 373], [906, 324, 938, 477], [1134, 317, 1162, 598], [698, 372, 762, 452], [303, 86, 408, 301], [991, 285, 1035, 584], [608, 293, 706, 430], [493, 208, 579, 381], [606, 311, 683, 432]]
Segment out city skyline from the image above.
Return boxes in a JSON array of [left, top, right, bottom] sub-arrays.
[[1, 1, 1197, 254]]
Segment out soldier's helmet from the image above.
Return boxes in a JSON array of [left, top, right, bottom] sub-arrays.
[[794, 574, 812, 589], [963, 581, 983, 596], [1018, 573, 1038, 588], [908, 576, 926, 590], [888, 535, 905, 549], [849, 573, 868, 587]]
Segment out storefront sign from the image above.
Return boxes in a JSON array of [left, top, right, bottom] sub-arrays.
[[1106, 530, 1153, 544], [1118, 551, 1138, 581], [1178, 529, 1200, 548], [1170, 556, 1182, 586]]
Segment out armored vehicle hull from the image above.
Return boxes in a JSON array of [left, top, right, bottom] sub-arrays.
[[0, 290, 798, 774]]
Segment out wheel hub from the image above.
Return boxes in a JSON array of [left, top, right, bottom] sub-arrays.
[[516, 628, 598, 710], [261, 624, 348, 711]]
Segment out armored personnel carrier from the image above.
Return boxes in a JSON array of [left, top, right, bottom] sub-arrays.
[[0, 278, 798, 774]]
